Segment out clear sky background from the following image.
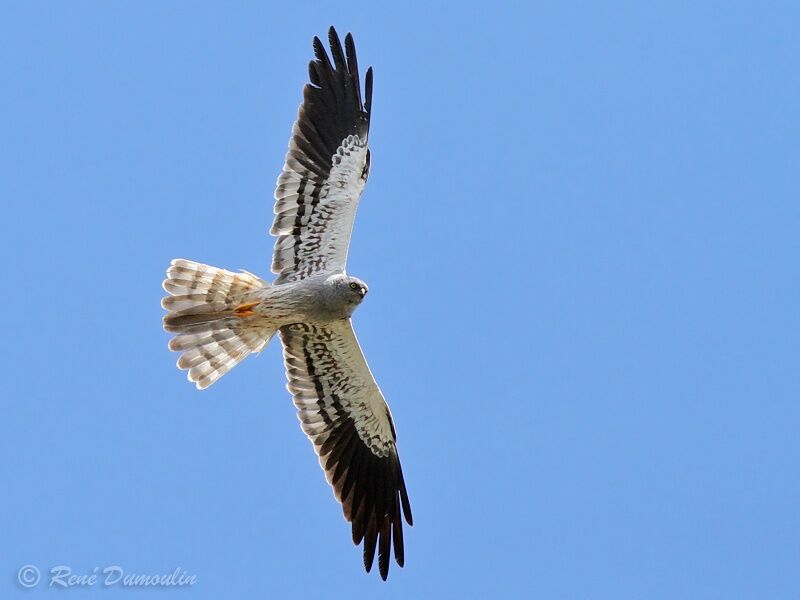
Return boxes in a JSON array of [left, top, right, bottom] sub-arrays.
[[1, 2, 798, 598]]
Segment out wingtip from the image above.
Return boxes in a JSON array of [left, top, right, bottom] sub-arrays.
[[327, 26, 346, 70], [327, 25, 338, 42], [363, 551, 373, 574], [312, 35, 324, 57], [365, 66, 373, 114]]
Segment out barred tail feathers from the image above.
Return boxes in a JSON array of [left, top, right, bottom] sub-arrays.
[[162, 259, 273, 389]]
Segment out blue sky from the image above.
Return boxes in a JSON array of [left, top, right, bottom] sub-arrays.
[[1, 2, 798, 598]]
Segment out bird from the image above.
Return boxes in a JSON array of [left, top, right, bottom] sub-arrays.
[[160, 27, 412, 580]]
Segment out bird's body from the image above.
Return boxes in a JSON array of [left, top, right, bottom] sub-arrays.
[[163, 266, 367, 340], [267, 272, 369, 323], [161, 28, 411, 580]]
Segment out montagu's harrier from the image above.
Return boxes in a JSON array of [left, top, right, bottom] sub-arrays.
[[161, 27, 412, 580]]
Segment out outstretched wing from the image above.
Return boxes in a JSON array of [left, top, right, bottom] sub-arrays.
[[279, 319, 412, 580], [271, 27, 373, 284]]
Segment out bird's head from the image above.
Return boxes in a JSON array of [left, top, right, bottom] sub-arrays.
[[344, 275, 369, 303], [327, 274, 369, 312]]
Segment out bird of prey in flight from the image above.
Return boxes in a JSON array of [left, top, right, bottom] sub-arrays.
[[161, 27, 412, 580]]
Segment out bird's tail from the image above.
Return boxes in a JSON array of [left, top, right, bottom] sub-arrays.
[[161, 259, 274, 389]]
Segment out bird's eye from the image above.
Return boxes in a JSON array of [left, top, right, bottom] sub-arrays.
[[349, 282, 358, 290]]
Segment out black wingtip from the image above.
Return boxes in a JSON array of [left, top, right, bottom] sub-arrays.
[[327, 27, 346, 71], [363, 511, 378, 575], [393, 517, 405, 567], [312, 35, 325, 61], [378, 520, 391, 580], [363, 535, 375, 573], [344, 32, 361, 106], [364, 67, 373, 115], [311, 28, 372, 121]]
